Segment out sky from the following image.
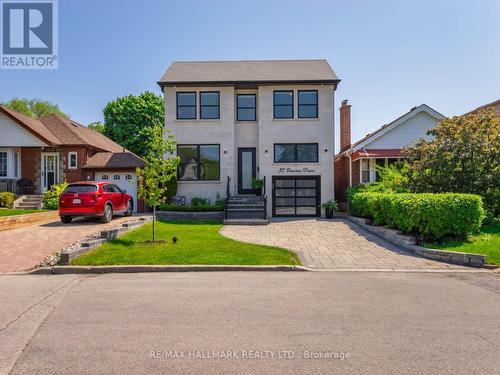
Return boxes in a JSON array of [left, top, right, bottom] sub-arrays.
[[1, 0, 499, 152]]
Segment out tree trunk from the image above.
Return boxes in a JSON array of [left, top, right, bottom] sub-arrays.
[[152, 205, 156, 242]]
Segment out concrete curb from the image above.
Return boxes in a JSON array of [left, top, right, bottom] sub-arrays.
[[29, 265, 310, 274], [344, 216, 488, 268]]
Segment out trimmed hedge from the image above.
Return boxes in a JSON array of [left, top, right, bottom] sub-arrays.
[[0, 192, 16, 208], [349, 192, 485, 241], [158, 204, 224, 212]]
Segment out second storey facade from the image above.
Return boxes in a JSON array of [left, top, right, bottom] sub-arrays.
[[159, 60, 340, 217]]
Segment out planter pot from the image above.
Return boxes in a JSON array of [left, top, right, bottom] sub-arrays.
[[325, 208, 334, 219], [254, 187, 263, 196]]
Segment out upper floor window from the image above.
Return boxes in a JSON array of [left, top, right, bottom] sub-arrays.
[[101, 175, 108, 180], [199, 92, 220, 119], [177, 92, 196, 120], [114, 175, 121, 180], [273, 91, 294, 119], [68, 152, 77, 169], [274, 143, 318, 163], [177, 144, 220, 181], [298, 90, 318, 118], [237, 94, 256, 121]]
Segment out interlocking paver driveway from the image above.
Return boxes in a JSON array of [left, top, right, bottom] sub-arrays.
[[0, 215, 144, 273], [221, 218, 466, 270]]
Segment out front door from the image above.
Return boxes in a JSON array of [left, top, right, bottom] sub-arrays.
[[238, 148, 256, 194], [41, 153, 59, 192]]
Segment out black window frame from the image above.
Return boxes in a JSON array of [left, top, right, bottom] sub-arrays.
[[273, 90, 294, 119], [177, 144, 221, 181], [176, 92, 197, 120], [298, 90, 318, 118], [273, 143, 319, 163], [199, 91, 220, 120], [236, 94, 256, 121]]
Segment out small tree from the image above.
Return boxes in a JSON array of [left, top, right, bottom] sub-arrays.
[[402, 108, 500, 218], [136, 125, 178, 241], [87, 121, 105, 134]]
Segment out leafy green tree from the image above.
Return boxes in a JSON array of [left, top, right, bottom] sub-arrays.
[[2, 98, 68, 118], [402, 108, 500, 218], [87, 121, 105, 134], [103, 91, 164, 157], [136, 125, 179, 241]]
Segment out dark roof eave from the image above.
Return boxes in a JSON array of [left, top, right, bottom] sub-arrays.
[[157, 79, 341, 89]]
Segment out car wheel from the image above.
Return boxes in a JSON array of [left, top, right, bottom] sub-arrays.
[[124, 200, 133, 217], [60, 216, 72, 224], [101, 204, 113, 223]]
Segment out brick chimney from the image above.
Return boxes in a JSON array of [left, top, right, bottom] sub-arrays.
[[339, 99, 351, 152]]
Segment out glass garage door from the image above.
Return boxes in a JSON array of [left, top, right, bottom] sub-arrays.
[[272, 176, 321, 217]]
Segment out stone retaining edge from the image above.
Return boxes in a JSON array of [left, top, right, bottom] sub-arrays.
[[29, 264, 310, 274], [344, 216, 487, 267], [59, 216, 152, 264], [0, 210, 59, 231]]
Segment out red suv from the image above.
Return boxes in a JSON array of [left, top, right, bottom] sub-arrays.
[[59, 181, 133, 224]]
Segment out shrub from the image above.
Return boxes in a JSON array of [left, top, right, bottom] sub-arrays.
[[0, 192, 16, 208], [161, 176, 178, 204], [191, 197, 210, 207], [42, 182, 68, 210], [158, 204, 224, 212], [349, 192, 485, 241]]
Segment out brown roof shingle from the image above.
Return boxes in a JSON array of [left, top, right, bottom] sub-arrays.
[[82, 152, 145, 170], [159, 59, 339, 85], [0, 105, 125, 152]]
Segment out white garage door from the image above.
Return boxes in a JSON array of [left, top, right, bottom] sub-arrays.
[[95, 172, 138, 212]]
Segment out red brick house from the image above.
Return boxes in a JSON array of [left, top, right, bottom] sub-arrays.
[[0, 105, 144, 211], [334, 101, 445, 206]]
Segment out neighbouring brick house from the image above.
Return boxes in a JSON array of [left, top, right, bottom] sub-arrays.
[[334, 101, 445, 206], [0, 105, 144, 211], [466, 98, 500, 115]]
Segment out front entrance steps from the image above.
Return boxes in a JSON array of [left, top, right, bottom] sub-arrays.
[[223, 195, 269, 225], [13, 195, 43, 209]]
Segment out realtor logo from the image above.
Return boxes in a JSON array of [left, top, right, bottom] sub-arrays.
[[1, 0, 58, 69]]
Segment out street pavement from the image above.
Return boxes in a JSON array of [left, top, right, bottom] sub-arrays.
[[1, 271, 499, 374]]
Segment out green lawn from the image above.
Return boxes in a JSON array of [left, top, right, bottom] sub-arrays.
[[0, 208, 49, 216], [72, 220, 301, 266], [423, 224, 500, 265]]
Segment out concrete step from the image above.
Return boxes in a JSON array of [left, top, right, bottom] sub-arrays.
[[17, 203, 38, 209], [223, 218, 269, 225], [227, 208, 265, 212], [226, 212, 266, 220]]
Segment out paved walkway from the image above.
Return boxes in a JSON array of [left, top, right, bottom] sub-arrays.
[[0, 215, 144, 273], [221, 218, 466, 270]]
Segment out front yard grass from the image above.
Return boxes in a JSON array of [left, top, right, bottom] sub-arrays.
[[0, 208, 49, 216], [72, 220, 301, 266], [423, 223, 500, 265]]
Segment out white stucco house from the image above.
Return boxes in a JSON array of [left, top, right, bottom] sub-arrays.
[[158, 60, 340, 219]]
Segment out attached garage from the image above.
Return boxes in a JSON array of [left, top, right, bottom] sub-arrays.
[[83, 152, 145, 213], [95, 172, 138, 212], [272, 176, 321, 217]]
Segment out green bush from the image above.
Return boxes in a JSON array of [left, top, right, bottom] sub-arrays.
[[162, 176, 178, 204], [0, 192, 16, 208], [158, 204, 224, 212], [349, 192, 485, 241], [42, 182, 68, 210], [191, 197, 210, 207]]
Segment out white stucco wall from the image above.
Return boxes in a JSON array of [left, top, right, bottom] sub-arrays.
[[164, 84, 335, 216], [0, 113, 47, 147], [364, 111, 438, 149]]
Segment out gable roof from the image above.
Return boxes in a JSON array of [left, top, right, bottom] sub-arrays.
[[82, 152, 145, 170], [340, 104, 445, 155], [0, 105, 124, 152], [159, 59, 339, 86], [465, 99, 500, 115]]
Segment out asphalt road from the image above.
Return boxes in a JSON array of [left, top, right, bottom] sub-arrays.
[[1, 271, 499, 375]]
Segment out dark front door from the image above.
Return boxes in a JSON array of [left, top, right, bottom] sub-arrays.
[[238, 148, 256, 194], [272, 176, 321, 217]]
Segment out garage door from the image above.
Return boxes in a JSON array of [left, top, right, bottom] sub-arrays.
[[95, 172, 138, 212], [272, 176, 320, 217]]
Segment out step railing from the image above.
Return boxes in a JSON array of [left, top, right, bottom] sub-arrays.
[[224, 176, 231, 220], [262, 176, 267, 220]]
